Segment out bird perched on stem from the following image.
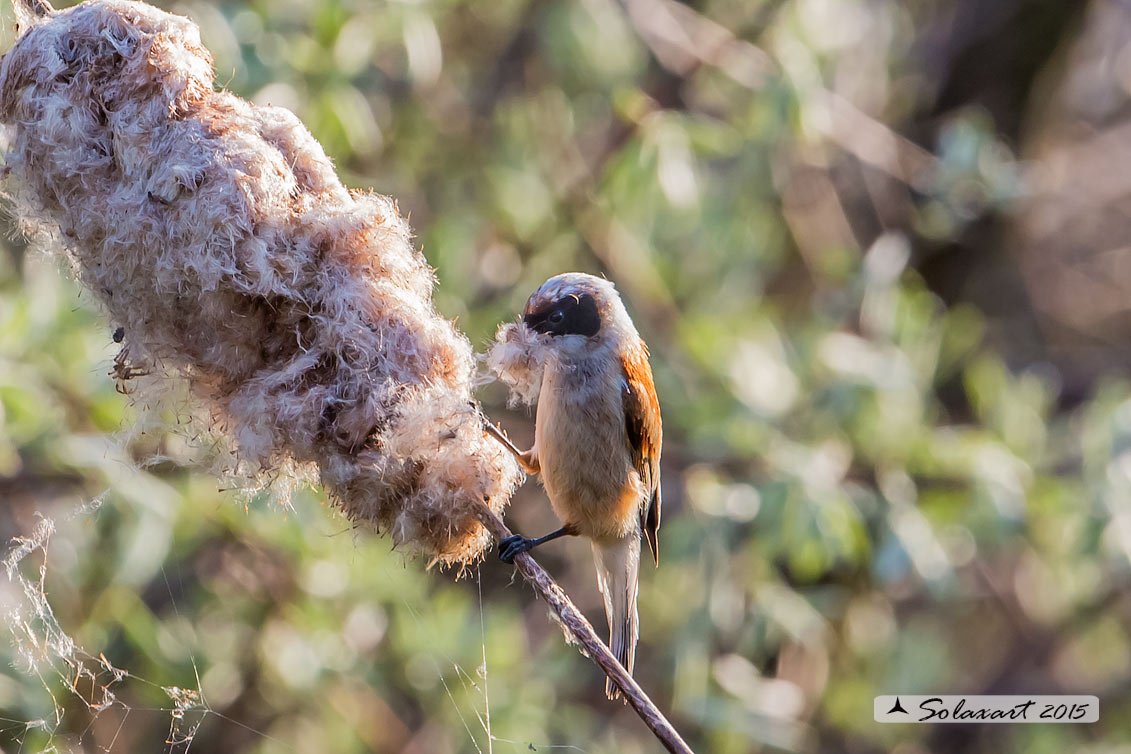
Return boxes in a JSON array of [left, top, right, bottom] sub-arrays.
[[485, 272, 662, 701]]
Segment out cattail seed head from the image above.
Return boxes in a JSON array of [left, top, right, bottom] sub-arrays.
[[0, 0, 521, 565]]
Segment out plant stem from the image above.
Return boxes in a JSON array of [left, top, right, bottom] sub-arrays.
[[474, 501, 695, 754]]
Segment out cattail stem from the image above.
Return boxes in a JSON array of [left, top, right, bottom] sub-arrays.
[[474, 501, 695, 754]]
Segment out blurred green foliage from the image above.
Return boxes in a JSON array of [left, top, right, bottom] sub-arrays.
[[1, 0, 1130, 753]]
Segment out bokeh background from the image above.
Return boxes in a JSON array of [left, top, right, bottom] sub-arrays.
[[2, 0, 1131, 752]]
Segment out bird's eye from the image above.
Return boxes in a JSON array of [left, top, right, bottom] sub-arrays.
[[549, 310, 565, 324]]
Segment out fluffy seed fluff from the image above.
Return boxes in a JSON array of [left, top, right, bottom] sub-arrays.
[[0, 0, 522, 565], [485, 322, 549, 407]]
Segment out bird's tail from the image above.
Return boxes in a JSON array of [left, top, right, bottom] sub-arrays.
[[592, 535, 640, 702]]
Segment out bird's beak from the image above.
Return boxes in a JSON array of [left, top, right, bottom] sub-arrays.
[[523, 310, 551, 334], [522, 296, 553, 333]]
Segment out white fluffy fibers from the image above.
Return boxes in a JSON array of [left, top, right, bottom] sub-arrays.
[[0, 0, 521, 565]]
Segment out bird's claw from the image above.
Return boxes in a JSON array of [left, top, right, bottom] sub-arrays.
[[498, 534, 535, 564]]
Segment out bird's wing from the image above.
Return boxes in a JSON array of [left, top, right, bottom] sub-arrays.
[[621, 344, 662, 566]]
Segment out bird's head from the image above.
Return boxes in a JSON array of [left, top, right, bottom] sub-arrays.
[[521, 273, 639, 357]]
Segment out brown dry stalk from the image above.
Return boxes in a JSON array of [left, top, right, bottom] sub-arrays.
[[475, 501, 695, 754]]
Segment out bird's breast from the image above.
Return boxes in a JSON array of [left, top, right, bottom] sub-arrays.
[[534, 360, 643, 541]]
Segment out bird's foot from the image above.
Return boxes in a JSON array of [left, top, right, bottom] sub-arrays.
[[498, 534, 536, 564]]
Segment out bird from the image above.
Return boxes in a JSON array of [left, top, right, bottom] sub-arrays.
[[487, 272, 662, 701]]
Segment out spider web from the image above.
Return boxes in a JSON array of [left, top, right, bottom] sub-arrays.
[[0, 498, 213, 754], [0, 495, 306, 753], [1, 496, 591, 754]]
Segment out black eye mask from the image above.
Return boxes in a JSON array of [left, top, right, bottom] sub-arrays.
[[524, 293, 601, 337]]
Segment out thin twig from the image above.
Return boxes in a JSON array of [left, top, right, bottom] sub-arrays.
[[481, 421, 526, 461], [474, 501, 695, 754]]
